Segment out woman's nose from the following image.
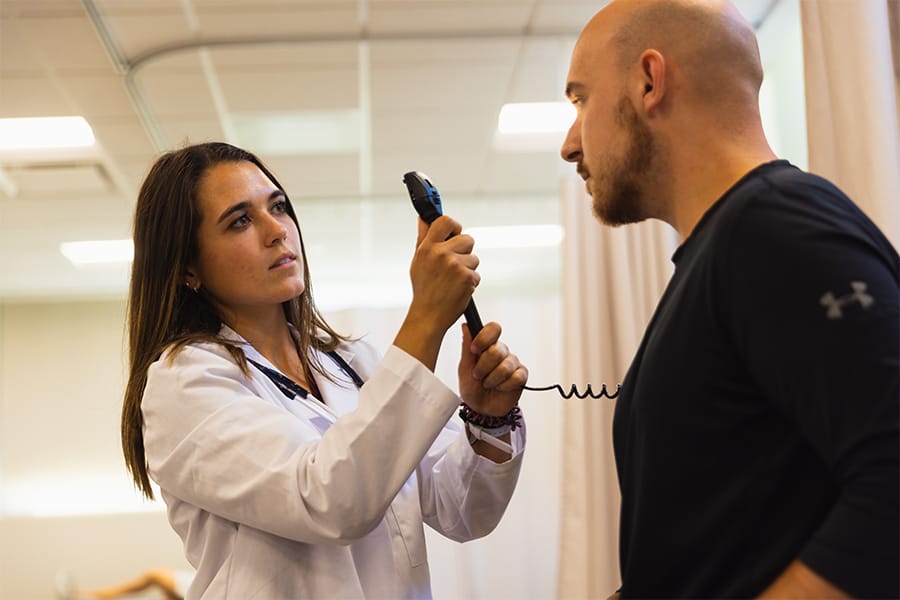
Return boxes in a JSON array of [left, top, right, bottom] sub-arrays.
[[264, 216, 288, 245]]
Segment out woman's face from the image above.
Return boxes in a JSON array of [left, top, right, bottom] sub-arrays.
[[188, 160, 305, 323]]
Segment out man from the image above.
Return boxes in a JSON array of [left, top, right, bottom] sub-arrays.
[[560, 0, 899, 598]]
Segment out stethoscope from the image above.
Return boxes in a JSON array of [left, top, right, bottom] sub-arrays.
[[248, 351, 363, 402]]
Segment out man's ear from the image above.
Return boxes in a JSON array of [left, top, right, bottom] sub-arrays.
[[639, 49, 665, 114]]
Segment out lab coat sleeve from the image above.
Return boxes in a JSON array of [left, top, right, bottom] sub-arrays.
[[416, 416, 525, 542], [142, 342, 461, 545], [363, 342, 526, 542]]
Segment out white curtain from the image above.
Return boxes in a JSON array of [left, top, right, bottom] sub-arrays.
[[555, 173, 676, 599], [801, 0, 900, 246]]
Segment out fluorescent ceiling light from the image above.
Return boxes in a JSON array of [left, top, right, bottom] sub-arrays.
[[60, 239, 133, 265], [466, 224, 564, 249], [0, 116, 95, 150], [497, 102, 575, 134]]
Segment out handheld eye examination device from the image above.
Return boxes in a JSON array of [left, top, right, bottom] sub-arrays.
[[402, 170, 620, 400]]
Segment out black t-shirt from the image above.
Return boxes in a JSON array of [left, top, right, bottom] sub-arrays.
[[613, 161, 899, 599]]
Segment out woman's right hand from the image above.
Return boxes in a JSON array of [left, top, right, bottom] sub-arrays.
[[393, 215, 480, 371]]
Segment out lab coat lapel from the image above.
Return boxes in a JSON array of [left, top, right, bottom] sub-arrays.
[[311, 346, 360, 417]]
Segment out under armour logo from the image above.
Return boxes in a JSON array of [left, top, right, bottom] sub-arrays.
[[819, 281, 874, 319]]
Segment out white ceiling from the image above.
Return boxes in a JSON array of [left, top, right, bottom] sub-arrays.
[[0, 0, 776, 305]]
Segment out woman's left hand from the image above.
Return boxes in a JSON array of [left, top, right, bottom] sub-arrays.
[[457, 322, 528, 415]]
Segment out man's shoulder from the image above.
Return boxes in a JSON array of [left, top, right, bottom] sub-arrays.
[[720, 161, 868, 238]]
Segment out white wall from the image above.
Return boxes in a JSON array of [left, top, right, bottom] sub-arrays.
[[0, 301, 192, 600], [0, 292, 563, 600]]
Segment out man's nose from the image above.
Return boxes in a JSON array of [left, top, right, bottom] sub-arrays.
[[560, 123, 582, 163]]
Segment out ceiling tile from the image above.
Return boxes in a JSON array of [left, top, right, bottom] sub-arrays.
[[371, 62, 512, 110], [9, 16, 113, 71], [370, 39, 520, 65], [208, 42, 359, 68], [0, 76, 73, 116], [371, 151, 489, 197], [0, 20, 43, 73], [368, 3, 534, 34], [88, 117, 157, 159], [132, 69, 218, 117], [0, 1, 87, 19], [94, 0, 183, 10], [372, 110, 494, 154], [156, 117, 227, 151], [5, 162, 114, 196], [57, 74, 135, 118], [194, 5, 360, 38], [531, 2, 603, 32], [218, 67, 359, 112], [261, 153, 362, 199], [99, 13, 193, 61]]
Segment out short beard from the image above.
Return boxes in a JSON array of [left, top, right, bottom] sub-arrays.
[[592, 95, 656, 226]]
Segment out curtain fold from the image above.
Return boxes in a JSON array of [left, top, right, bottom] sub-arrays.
[[555, 173, 676, 599], [801, 0, 900, 246]]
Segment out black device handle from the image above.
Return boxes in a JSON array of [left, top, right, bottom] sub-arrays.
[[403, 171, 484, 336]]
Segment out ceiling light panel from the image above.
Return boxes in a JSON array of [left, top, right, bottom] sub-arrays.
[[0, 116, 95, 150]]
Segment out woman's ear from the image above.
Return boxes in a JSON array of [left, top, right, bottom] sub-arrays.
[[184, 268, 200, 292]]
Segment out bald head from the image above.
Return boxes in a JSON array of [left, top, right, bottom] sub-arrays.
[[579, 0, 764, 113], [561, 0, 777, 236]]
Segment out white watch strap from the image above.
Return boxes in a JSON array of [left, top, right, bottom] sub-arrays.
[[466, 423, 514, 454]]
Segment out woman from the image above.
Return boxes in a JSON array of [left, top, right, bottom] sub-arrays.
[[121, 142, 528, 599]]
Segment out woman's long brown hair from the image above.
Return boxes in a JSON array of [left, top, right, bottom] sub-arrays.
[[122, 142, 349, 499]]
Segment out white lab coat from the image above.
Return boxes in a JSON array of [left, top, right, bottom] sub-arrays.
[[141, 326, 525, 599]]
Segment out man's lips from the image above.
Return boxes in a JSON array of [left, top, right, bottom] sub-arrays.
[[577, 165, 590, 181]]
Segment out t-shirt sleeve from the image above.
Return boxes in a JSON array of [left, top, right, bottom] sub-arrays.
[[722, 177, 899, 598]]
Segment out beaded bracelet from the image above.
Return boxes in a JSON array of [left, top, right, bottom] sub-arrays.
[[458, 402, 522, 431]]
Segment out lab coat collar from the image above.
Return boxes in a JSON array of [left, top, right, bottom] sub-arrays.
[[216, 323, 356, 369], [217, 323, 360, 415]]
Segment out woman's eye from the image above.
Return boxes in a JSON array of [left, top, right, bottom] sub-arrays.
[[230, 214, 250, 229], [272, 200, 287, 214]]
